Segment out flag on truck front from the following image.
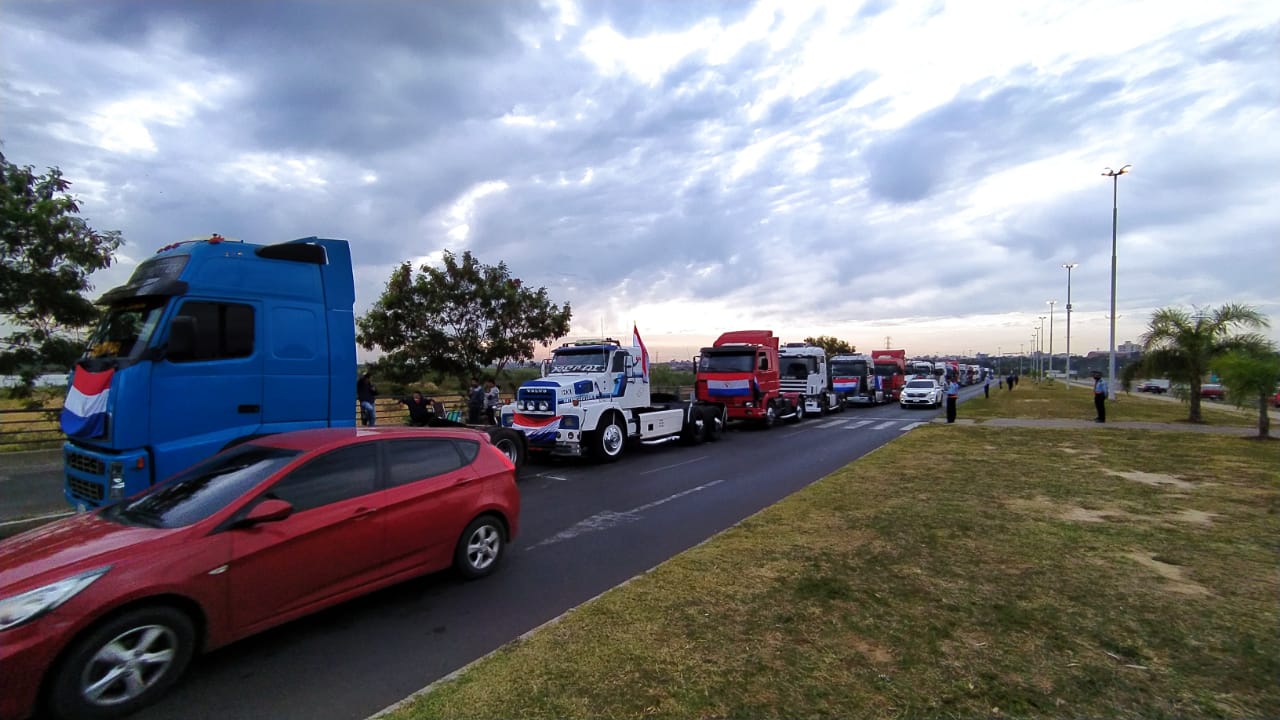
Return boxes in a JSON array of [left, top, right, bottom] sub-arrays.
[[631, 323, 649, 383], [61, 367, 114, 439], [705, 378, 754, 397], [511, 414, 561, 443]]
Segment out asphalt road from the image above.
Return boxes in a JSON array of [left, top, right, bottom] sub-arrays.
[[17, 387, 983, 720]]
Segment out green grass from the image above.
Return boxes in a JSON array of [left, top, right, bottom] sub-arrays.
[[386, 418, 1280, 719], [964, 380, 1257, 427]]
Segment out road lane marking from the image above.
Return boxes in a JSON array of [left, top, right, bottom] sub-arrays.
[[529, 478, 726, 549], [900, 422, 926, 432], [842, 420, 873, 430], [638, 455, 709, 476], [0, 510, 73, 528], [871, 421, 896, 430], [816, 418, 846, 428]]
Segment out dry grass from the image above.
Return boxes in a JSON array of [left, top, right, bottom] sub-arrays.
[[387, 425, 1280, 720], [964, 380, 1257, 427]]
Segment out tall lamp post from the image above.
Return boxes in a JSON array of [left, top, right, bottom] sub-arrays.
[[1062, 263, 1078, 385], [1103, 164, 1131, 400], [1037, 316, 1046, 379], [1046, 300, 1057, 379]]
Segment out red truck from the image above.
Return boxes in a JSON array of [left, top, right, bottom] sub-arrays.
[[695, 330, 802, 428], [872, 349, 908, 402]]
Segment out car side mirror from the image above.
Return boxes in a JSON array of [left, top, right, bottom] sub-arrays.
[[241, 498, 293, 526], [167, 316, 196, 361]]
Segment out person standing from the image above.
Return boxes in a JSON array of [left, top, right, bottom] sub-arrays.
[[983, 375, 990, 398], [399, 391, 435, 426], [357, 372, 377, 426], [946, 377, 960, 423], [1092, 370, 1108, 423], [484, 379, 502, 425], [467, 378, 485, 424]]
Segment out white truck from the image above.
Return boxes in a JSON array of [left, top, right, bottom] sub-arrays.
[[778, 343, 844, 417], [500, 338, 720, 461], [829, 352, 884, 406]]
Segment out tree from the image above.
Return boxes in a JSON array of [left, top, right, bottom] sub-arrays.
[[1124, 304, 1270, 423], [357, 250, 572, 390], [1, 151, 122, 398], [1212, 343, 1279, 439], [803, 335, 855, 357]]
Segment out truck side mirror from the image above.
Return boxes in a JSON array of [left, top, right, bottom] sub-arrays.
[[759, 356, 769, 371], [166, 316, 196, 361]]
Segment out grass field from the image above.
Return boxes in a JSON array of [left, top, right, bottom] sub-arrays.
[[964, 379, 1257, 427], [385, 386, 1280, 720]]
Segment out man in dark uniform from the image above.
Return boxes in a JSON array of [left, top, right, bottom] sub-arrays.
[[1092, 371, 1108, 422], [946, 377, 960, 423]]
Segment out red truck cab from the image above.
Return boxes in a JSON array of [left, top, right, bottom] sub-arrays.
[[872, 349, 907, 402], [695, 330, 800, 428]]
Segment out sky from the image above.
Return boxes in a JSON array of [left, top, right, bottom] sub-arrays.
[[2, 0, 1278, 362]]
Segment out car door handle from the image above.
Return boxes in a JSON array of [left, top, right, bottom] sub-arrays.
[[450, 477, 476, 487], [238, 404, 260, 414], [352, 506, 378, 519]]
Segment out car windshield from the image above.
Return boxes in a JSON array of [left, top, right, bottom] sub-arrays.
[[830, 360, 867, 376], [699, 352, 755, 373], [82, 299, 167, 365], [101, 445, 300, 528], [550, 348, 609, 373], [906, 380, 936, 389]]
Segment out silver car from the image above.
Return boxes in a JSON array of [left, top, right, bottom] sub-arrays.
[[899, 378, 943, 408]]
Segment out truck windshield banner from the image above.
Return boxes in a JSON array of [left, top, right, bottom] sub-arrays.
[[832, 377, 860, 392], [705, 378, 755, 397]]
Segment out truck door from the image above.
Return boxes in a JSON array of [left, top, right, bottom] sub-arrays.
[[150, 298, 264, 483]]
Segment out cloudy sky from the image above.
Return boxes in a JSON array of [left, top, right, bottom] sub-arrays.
[[3, 0, 1277, 361]]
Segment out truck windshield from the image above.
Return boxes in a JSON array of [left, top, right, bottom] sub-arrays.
[[830, 360, 867, 376], [699, 353, 755, 373], [83, 299, 167, 364], [101, 444, 301, 528], [550, 348, 609, 373], [874, 364, 900, 377]]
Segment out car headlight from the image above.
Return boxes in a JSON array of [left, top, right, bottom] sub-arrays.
[[0, 566, 110, 631]]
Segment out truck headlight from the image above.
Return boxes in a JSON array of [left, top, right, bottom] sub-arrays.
[[109, 462, 125, 500], [538, 401, 549, 411], [0, 567, 110, 631], [559, 415, 580, 429], [517, 401, 526, 411]]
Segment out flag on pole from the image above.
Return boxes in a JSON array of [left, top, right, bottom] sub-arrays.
[[631, 323, 649, 383]]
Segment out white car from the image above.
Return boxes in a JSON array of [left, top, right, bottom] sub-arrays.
[[900, 378, 943, 409]]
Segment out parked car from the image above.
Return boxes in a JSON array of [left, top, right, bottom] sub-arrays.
[[0, 427, 519, 720], [1199, 383, 1225, 400], [1137, 379, 1169, 394], [899, 378, 944, 409], [1273, 388, 1280, 408]]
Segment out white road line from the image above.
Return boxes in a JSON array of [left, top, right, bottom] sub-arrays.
[[816, 418, 846, 428], [0, 510, 73, 528], [871, 421, 896, 430], [638, 455, 709, 476], [842, 420, 873, 430], [530, 478, 726, 549], [899, 422, 926, 432]]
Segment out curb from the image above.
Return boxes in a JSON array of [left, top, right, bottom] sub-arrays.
[[0, 448, 62, 469]]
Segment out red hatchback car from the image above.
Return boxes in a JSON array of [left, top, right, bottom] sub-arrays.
[[0, 427, 519, 720]]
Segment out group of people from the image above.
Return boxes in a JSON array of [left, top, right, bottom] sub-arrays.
[[356, 372, 504, 427]]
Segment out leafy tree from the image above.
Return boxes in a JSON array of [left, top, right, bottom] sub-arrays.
[[1, 152, 122, 398], [357, 250, 572, 390], [1123, 304, 1270, 423], [1211, 343, 1279, 439], [803, 335, 855, 357]]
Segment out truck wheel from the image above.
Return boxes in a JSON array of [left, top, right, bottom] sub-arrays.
[[681, 410, 706, 445], [700, 407, 721, 442], [592, 414, 626, 461], [48, 605, 196, 720], [761, 404, 777, 430], [485, 428, 526, 473], [790, 401, 805, 423]]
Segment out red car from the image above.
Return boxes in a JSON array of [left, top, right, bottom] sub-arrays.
[[1199, 383, 1225, 400], [0, 427, 519, 720]]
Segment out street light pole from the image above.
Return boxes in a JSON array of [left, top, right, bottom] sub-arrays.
[[1062, 263, 1078, 386], [1103, 165, 1131, 400], [1046, 300, 1057, 379], [1037, 316, 1046, 380]]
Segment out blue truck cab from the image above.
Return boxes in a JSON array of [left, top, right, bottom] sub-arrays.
[[62, 235, 356, 509]]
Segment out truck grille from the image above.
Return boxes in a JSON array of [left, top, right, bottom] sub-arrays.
[[67, 475, 105, 502], [779, 379, 809, 393], [67, 452, 105, 476]]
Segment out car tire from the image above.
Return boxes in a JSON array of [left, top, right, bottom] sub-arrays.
[[591, 413, 626, 461], [47, 605, 196, 720], [454, 514, 506, 580]]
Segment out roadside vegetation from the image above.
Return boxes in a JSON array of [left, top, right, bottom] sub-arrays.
[[385, 396, 1280, 720], [963, 379, 1256, 427]]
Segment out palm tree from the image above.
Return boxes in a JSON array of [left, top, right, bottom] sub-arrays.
[[1131, 304, 1270, 423], [1212, 344, 1280, 439]]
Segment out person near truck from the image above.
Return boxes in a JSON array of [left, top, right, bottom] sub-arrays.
[[399, 391, 435, 426], [1092, 370, 1108, 423], [357, 372, 377, 426], [946, 378, 960, 423], [467, 378, 485, 424], [484, 379, 502, 425]]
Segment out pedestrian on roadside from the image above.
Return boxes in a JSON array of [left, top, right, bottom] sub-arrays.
[[1092, 370, 1108, 423], [467, 378, 485, 424], [983, 375, 990, 398], [998, 376, 1004, 389], [484, 379, 502, 425], [357, 372, 377, 426], [946, 377, 960, 423]]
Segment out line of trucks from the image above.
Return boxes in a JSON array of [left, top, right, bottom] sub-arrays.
[[59, 235, 970, 508]]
